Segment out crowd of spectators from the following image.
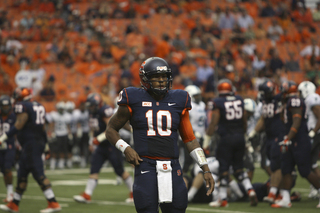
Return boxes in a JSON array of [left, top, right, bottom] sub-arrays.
[[0, 0, 320, 111]]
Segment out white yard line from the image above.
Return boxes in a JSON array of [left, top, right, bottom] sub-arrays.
[[0, 193, 253, 213]]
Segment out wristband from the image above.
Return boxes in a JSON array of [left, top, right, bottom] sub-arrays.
[[115, 139, 130, 153], [190, 147, 208, 167], [0, 133, 8, 142], [309, 130, 315, 138], [203, 171, 211, 174], [97, 132, 107, 142]]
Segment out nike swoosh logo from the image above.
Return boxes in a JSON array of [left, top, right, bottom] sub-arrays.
[[141, 171, 150, 174], [168, 103, 176, 106]]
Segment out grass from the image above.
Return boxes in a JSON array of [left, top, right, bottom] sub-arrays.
[[0, 164, 320, 213]]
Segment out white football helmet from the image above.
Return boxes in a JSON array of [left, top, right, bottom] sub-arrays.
[[298, 81, 316, 99], [65, 101, 75, 111], [185, 85, 201, 103], [244, 98, 256, 113], [56, 101, 66, 110]]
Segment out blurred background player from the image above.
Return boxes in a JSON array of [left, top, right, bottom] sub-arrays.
[[203, 79, 258, 207], [248, 79, 286, 204], [0, 88, 61, 213], [182, 85, 207, 173], [65, 101, 76, 168], [298, 81, 320, 199], [0, 95, 16, 203], [272, 81, 320, 208], [46, 101, 72, 170], [73, 98, 90, 168], [73, 93, 134, 204]]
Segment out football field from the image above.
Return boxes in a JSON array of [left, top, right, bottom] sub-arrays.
[[1, 164, 320, 213]]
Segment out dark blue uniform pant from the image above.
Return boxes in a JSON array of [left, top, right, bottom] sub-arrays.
[[0, 146, 16, 174], [133, 158, 187, 213], [265, 137, 282, 172], [90, 143, 124, 176]]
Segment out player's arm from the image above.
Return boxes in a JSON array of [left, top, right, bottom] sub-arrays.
[[287, 107, 302, 141], [203, 108, 220, 149], [248, 116, 265, 138], [0, 112, 28, 143], [242, 109, 248, 133], [106, 105, 142, 166], [179, 110, 215, 195], [310, 105, 320, 137]]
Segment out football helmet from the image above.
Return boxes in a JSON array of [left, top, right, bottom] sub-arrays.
[[217, 79, 233, 96], [56, 101, 66, 113], [65, 101, 75, 112], [0, 95, 12, 115], [280, 81, 298, 98], [258, 79, 275, 102], [298, 81, 316, 99], [244, 98, 256, 113], [139, 57, 173, 97], [185, 85, 201, 103], [86, 93, 102, 113], [12, 87, 32, 102]]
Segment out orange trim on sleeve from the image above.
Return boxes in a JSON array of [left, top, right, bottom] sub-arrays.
[[118, 104, 132, 116], [290, 127, 298, 133], [293, 114, 302, 118], [124, 88, 129, 105], [179, 110, 196, 143], [184, 93, 189, 108]]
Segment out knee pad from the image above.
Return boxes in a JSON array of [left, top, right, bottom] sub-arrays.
[[35, 176, 51, 190], [220, 174, 229, 187], [16, 177, 27, 193], [234, 171, 248, 182]]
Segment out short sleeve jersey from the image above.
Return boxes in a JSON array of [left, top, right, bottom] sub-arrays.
[[260, 94, 286, 139], [189, 101, 206, 136], [117, 87, 192, 159], [46, 111, 71, 136], [305, 93, 320, 132], [285, 96, 308, 141], [211, 95, 245, 136], [89, 105, 113, 142], [0, 112, 16, 146], [14, 101, 46, 145]]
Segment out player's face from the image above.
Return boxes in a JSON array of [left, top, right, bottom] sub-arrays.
[[193, 94, 202, 104], [58, 108, 64, 114], [0, 105, 11, 115], [149, 73, 167, 90]]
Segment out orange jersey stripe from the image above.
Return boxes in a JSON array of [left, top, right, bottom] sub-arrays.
[[179, 110, 196, 143]]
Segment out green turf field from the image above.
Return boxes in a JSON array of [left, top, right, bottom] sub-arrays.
[[1, 164, 320, 213]]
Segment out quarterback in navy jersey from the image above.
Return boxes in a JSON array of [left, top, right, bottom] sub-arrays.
[[271, 81, 320, 208], [0, 88, 61, 213], [203, 79, 257, 207], [73, 93, 134, 204], [248, 79, 286, 203], [0, 95, 16, 203], [106, 57, 214, 213]]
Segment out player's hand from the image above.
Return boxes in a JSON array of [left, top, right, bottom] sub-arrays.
[[203, 172, 215, 196], [92, 137, 100, 146], [123, 147, 143, 166], [279, 136, 292, 153], [44, 143, 50, 160], [68, 133, 73, 141], [203, 135, 211, 150]]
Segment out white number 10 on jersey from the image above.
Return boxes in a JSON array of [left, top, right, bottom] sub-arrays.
[[146, 110, 172, 136]]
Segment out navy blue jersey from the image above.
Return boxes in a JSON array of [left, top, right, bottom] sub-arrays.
[[211, 95, 245, 136], [89, 105, 113, 138], [285, 96, 308, 141], [14, 101, 46, 145], [118, 87, 192, 159], [261, 94, 286, 139], [0, 112, 16, 146]]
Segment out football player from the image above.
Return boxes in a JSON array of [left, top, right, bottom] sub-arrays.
[[248, 79, 286, 203], [271, 81, 320, 208], [46, 101, 72, 170], [106, 57, 215, 213], [183, 85, 207, 172], [73, 93, 134, 204], [65, 101, 76, 168], [203, 79, 258, 207], [0, 95, 16, 203], [298, 81, 320, 198], [0, 88, 61, 213]]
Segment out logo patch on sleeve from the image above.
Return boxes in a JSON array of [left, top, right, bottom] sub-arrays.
[[142, 102, 152, 107]]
